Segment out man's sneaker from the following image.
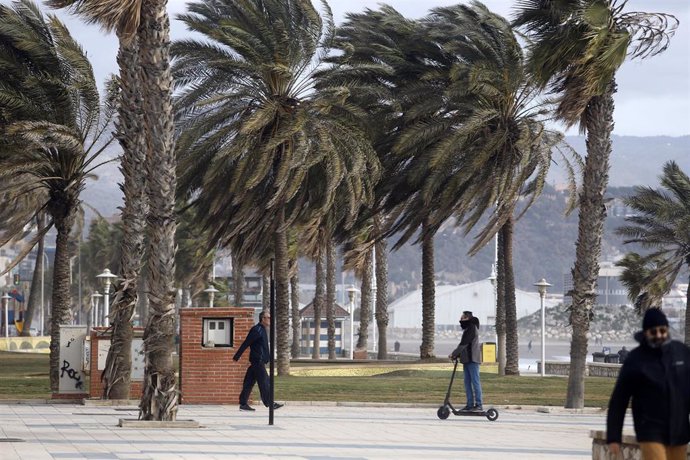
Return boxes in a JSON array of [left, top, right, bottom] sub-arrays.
[[471, 405, 484, 412], [271, 403, 284, 410], [239, 404, 255, 412], [460, 405, 473, 411]]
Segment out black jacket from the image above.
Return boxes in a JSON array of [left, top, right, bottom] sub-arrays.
[[606, 332, 690, 445], [451, 317, 481, 364], [233, 323, 269, 365]]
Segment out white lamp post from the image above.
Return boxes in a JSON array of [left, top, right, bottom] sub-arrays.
[[534, 278, 552, 377], [96, 269, 117, 326], [346, 286, 358, 360], [2, 293, 12, 341], [90, 291, 103, 328], [204, 286, 219, 308]]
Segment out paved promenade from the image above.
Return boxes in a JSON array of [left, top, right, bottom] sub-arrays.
[[0, 402, 622, 459]]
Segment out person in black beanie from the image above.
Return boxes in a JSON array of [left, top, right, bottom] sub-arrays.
[[606, 308, 690, 459]]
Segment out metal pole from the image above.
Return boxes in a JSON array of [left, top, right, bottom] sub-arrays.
[[104, 283, 110, 327], [4, 296, 8, 340], [269, 259, 275, 426], [540, 293, 546, 377], [41, 251, 47, 336], [349, 292, 354, 360]]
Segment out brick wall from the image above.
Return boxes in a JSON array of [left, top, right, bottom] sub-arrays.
[[179, 307, 254, 405], [89, 328, 144, 399]]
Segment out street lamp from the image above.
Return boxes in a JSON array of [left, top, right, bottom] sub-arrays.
[[346, 286, 358, 360], [96, 269, 117, 326], [40, 250, 49, 336], [534, 278, 552, 377], [204, 286, 219, 308], [2, 292, 11, 341], [90, 291, 103, 329]]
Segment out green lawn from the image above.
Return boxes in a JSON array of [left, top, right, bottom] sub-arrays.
[[0, 351, 615, 407]]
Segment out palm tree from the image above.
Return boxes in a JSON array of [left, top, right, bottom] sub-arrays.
[[616, 253, 669, 315], [289, 256, 300, 358], [0, 0, 116, 391], [355, 248, 373, 351], [173, 0, 376, 375], [46, 0, 150, 401], [325, 241, 337, 359], [616, 161, 690, 342], [514, 0, 678, 408]]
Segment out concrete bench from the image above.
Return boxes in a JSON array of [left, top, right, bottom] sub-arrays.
[[538, 361, 621, 378], [590, 430, 690, 459]]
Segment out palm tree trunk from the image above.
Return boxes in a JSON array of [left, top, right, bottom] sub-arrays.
[[326, 240, 336, 360], [232, 252, 244, 306], [420, 218, 435, 359], [685, 276, 690, 344], [503, 218, 519, 375], [565, 82, 615, 409], [103, 32, 148, 400], [356, 248, 373, 350], [496, 229, 506, 376], [290, 263, 300, 358], [374, 217, 389, 360], [49, 211, 77, 391], [22, 214, 46, 336], [138, 0, 178, 421], [274, 208, 290, 375], [312, 242, 325, 360]]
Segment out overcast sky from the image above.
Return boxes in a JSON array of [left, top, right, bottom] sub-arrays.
[[44, 0, 690, 137]]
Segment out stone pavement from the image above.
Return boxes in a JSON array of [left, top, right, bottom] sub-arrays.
[[0, 402, 626, 460]]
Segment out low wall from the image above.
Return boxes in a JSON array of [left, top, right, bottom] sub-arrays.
[[539, 361, 621, 378], [0, 336, 50, 352], [591, 430, 690, 459]]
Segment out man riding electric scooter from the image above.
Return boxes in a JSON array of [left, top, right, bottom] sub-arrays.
[[450, 311, 483, 411]]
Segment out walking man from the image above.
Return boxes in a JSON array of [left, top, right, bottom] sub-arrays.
[[607, 308, 690, 459], [233, 310, 283, 411]]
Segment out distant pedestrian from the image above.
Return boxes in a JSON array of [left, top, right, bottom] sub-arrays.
[[394, 341, 401, 352], [606, 308, 690, 459], [527, 340, 532, 353], [617, 346, 629, 363]]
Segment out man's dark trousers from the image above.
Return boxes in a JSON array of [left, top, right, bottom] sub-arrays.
[[239, 361, 269, 406]]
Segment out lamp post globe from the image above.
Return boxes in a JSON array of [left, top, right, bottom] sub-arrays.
[[533, 278, 552, 377], [96, 269, 118, 326], [203, 286, 220, 308]]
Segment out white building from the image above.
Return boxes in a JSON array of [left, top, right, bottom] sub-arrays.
[[388, 278, 559, 330]]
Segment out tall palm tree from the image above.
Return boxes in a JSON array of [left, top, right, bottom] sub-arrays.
[[0, 0, 116, 391], [173, 0, 376, 375], [355, 247, 373, 351], [325, 240, 337, 359], [46, 0, 150, 401], [616, 161, 690, 342], [616, 253, 669, 315], [514, 0, 678, 408]]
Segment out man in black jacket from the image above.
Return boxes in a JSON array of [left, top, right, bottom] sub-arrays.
[[449, 311, 483, 411], [233, 311, 283, 412], [607, 308, 690, 459]]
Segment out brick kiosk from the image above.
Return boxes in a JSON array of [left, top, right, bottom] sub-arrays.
[[89, 327, 145, 399], [179, 307, 254, 404]]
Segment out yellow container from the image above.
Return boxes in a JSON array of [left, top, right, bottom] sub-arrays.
[[481, 342, 496, 363]]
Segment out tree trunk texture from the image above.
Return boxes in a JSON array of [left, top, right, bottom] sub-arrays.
[[49, 209, 77, 392], [502, 217, 519, 375], [232, 252, 244, 306], [496, 229, 506, 376], [262, 275, 270, 311], [22, 214, 46, 336], [685, 277, 690, 344], [356, 248, 373, 350], [274, 209, 290, 375], [420, 219, 435, 359], [103, 32, 148, 400], [326, 240, 336, 360], [312, 242, 325, 360], [565, 82, 615, 409], [374, 216, 389, 359], [138, 0, 178, 421], [290, 262, 300, 358]]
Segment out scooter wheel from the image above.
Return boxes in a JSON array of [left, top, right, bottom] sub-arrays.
[[485, 408, 499, 421], [437, 405, 451, 420]]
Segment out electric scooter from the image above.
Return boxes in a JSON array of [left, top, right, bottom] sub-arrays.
[[437, 359, 499, 421]]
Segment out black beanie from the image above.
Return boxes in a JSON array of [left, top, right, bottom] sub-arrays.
[[642, 308, 669, 330]]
